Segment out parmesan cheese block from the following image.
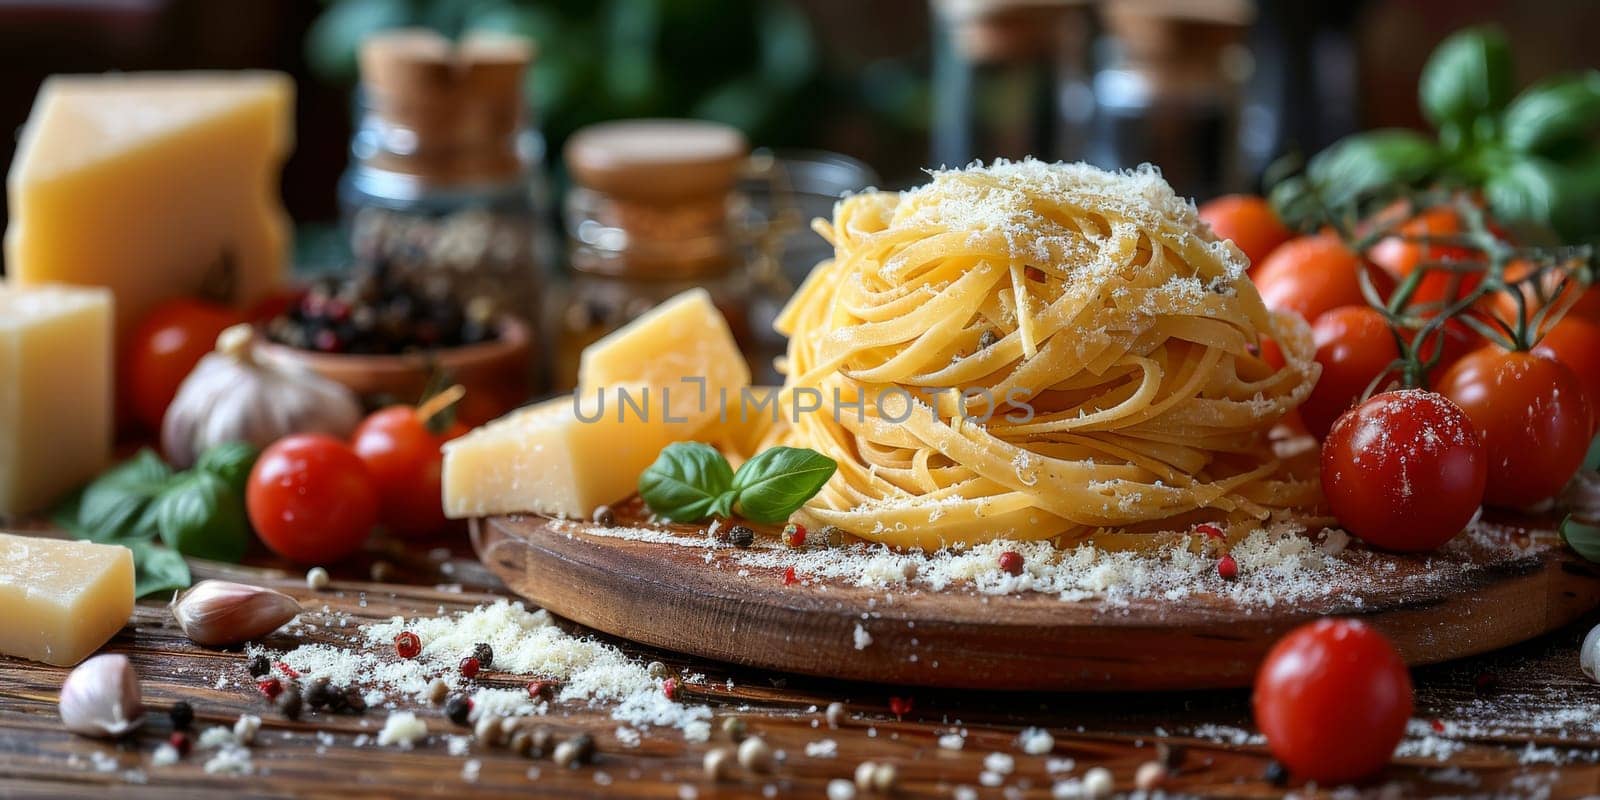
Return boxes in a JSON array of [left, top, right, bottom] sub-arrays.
[[443, 394, 689, 519], [446, 288, 751, 518], [0, 533, 134, 666], [0, 283, 113, 515], [5, 71, 293, 339]]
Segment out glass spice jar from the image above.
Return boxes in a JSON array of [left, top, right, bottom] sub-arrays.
[[338, 29, 551, 363], [553, 119, 765, 389]]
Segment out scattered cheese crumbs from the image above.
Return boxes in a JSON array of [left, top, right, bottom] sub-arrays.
[[826, 779, 856, 800], [150, 744, 179, 767], [852, 624, 873, 650], [462, 759, 482, 783], [616, 727, 642, 748], [233, 714, 261, 745], [202, 746, 253, 775], [1051, 778, 1085, 799], [377, 711, 428, 749], [954, 787, 978, 800], [1018, 727, 1055, 755], [1046, 757, 1077, 774], [984, 751, 1016, 775], [88, 751, 118, 773], [979, 771, 1004, 787], [197, 726, 237, 749], [804, 739, 838, 759], [446, 735, 472, 756], [939, 733, 966, 751]]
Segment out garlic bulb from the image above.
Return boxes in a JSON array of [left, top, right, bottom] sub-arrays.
[[170, 579, 302, 647], [59, 654, 144, 737], [161, 325, 362, 467]]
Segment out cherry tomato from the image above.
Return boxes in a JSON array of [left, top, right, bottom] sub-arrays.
[[351, 406, 469, 539], [123, 298, 244, 432], [1300, 307, 1401, 439], [1533, 316, 1600, 433], [247, 434, 379, 564], [1254, 235, 1394, 325], [1198, 194, 1293, 274], [1321, 389, 1486, 550], [1436, 347, 1594, 508], [1253, 618, 1413, 784]]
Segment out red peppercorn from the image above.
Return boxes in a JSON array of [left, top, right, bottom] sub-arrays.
[[168, 731, 191, 757], [998, 550, 1024, 576], [1195, 523, 1224, 540], [257, 677, 283, 700], [662, 678, 680, 701], [275, 661, 300, 679], [527, 679, 556, 700], [1431, 718, 1446, 733], [888, 696, 913, 717], [459, 656, 481, 679], [783, 523, 807, 548], [1217, 554, 1239, 580], [395, 631, 421, 659], [783, 566, 798, 586]]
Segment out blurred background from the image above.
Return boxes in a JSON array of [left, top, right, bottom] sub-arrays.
[[0, 0, 1595, 389]]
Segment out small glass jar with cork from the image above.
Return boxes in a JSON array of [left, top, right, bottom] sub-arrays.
[[338, 29, 551, 356], [553, 119, 766, 389]]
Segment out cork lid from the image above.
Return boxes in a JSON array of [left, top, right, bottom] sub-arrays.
[[565, 119, 749, 204]]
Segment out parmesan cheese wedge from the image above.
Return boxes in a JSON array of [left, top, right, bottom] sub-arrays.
[[0, 533, 134, 666]]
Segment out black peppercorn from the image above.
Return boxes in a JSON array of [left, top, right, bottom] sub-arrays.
[[446, 694, 473, 726], [728, 525, 755, 548], [168, 701, 194, 730], [1155, 740, 1186, 770], [592, 505, 616, 526], [247, 655, 271, 678], [342, 687, 368, 714], [472, 642, 494, 670], [277, 687, 303, 721], [305, 678, 332, 710], [1263, 760, 1289, 786]]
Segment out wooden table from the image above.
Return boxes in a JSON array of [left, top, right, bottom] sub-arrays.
[[3, 534, 1600, 799]]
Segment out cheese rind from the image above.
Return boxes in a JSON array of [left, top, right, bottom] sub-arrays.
[[0, 283, 113, 515], [0, 533, 134, 666], [5, 71, 293, 338]]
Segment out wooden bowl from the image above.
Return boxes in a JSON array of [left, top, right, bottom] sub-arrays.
[[253, 316, 534, 427]]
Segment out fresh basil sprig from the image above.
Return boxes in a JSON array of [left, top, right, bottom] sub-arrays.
[[56, 443, 258, 596], [1560, 515, 1600, 563], [638, 442, 837, 524], [1273, 26, 1600, 244]]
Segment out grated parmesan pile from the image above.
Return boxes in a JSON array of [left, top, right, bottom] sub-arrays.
[[257, 601, 712, 742]]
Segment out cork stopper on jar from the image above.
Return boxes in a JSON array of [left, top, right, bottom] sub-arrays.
[[357, 28, 535, 184]]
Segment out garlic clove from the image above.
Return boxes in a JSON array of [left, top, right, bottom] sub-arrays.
[[170, 580, 302, 647], [59, 653, 144, 738]]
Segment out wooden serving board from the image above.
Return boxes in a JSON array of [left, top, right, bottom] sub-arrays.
[[475, 503, 1600, 691]]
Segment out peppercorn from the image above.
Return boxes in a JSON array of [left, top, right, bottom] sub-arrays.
[[728, 525, 755, 548], [998, 550, 1024, 576], [257, 677, 283, 700], [508, 729, 534, 757], [1155, 740, 1186, 770], [592, 505, 616, 526], [278, 687, 303, 721], [472, 643, 494, 670], [459, 656, 481, 679], [825, 702, 846, 728], [721, 716, 747, 742], [168, 701, 194, 730], [553, 734, 594, 768], [528, 725, 553, 756], [474, 714, 504, 746], [445, 694, 473, 726], [782, 523, 807, 548], [342, 687, 368, 714], [168, 731, 191, 757], [247, 654, 271, 678], [305, 678, 332, 710], [978, 330, 998, 350], [1218, 553, 1239, 581], [526, 679, 557, 700], [647, 661, 670, 680], [703, 747, 734, 782], [1263, 760, 1289, 786], [737, 736, 774, 773], [818, 525, 846, 548], [662, 678, 680, 701], [428, 678, 450, 705], [395, 631, 422, 659]]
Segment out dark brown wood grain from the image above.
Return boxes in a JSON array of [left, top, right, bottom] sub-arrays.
[[474, 506, 1600, 691], [2, 530, 1600, 798]]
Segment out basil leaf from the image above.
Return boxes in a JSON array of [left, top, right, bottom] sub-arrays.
[[76, 449, 173, 542], [638, 442, 736, 522], [152, 472, 249, 563], [196, 441, 260, 496], [1484, 155, 1563, 231], [1307, 130, 1439, 207], [1561, 515, 1600, 563], [1503, 72, 1600, 156], [730, 446, 837, 524], [128, 541, 192, 598], [1419, 26, 1513, 130]]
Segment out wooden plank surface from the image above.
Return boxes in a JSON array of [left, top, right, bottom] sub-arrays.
[[475, 506, 1600, 691], [2, 533, 1600, 798]]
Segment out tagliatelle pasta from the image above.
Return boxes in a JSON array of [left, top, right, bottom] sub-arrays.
[[765, 160, 1323, 550]]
